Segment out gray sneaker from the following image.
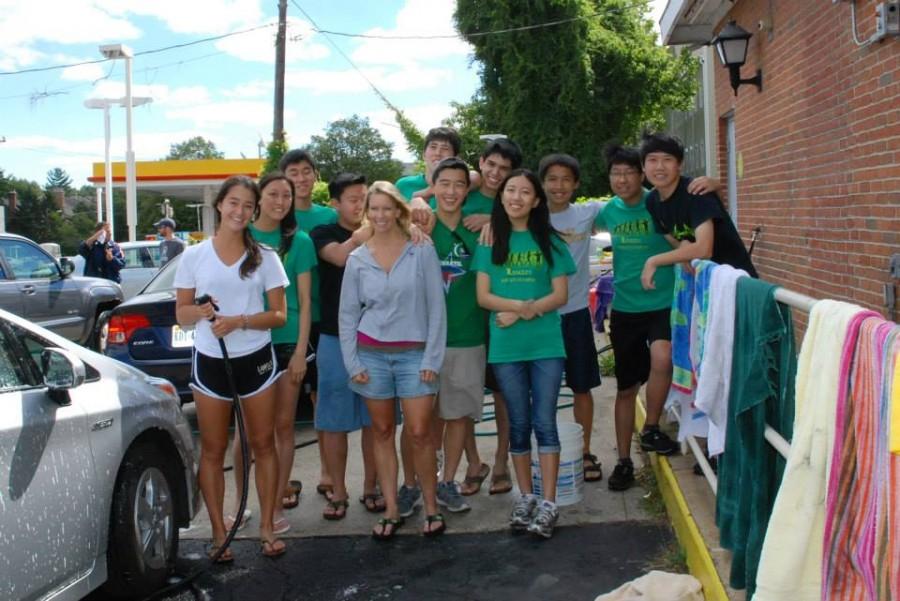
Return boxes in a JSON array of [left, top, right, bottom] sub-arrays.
[[397, 484, 422, 518], [527, 500, 559, 539], [437, 481, 471, 513], [509, 493, 538, 530]]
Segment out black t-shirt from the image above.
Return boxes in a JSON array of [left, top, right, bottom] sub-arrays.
[[309, 222, 353, 336], [646, 176, 758, 278]]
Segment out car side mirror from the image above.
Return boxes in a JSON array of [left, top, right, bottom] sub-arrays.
[[59, 257, 75, 276], [41, 348, 86, 406]]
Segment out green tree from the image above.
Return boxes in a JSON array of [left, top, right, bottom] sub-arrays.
[[165, 136, 225, 160], [4, 176, 60, 244], [262, 134, 289, 176], [307, 115, 403, 184], [454, 0, 697, 195], [444, 95, 490, 168], [45, 167, 73, 191]]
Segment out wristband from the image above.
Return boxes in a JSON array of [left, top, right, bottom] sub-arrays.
[[241, 314, 249, 330]]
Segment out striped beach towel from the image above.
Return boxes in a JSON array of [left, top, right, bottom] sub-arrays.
[[753, 301, 876, 601], [875, 329, 900, 599], [822, 317, 896, 600], [667, 264, 708, 441]]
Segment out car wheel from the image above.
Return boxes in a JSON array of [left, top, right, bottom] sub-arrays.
[[101, 444, 178, 599]]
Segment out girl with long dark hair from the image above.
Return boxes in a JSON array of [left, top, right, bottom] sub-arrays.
[[228, 172, 317, 535], [174, 175, 290, 560], [472, 169, 575, 539]]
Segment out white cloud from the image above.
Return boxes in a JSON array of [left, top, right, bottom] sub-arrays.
[[285, 64, 454, 94], [60, 60, 108, 82], [165, 101, 295, 129], [350, 0, 471, 66], [214, 16, 330, 64], [0, 1, 141, 70], [364, 103, 456, 161], [222, 80, 272, 99], [96, 0, 262, 35]]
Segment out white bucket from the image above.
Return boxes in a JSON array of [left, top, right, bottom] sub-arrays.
[[531, 421, 584, 506]]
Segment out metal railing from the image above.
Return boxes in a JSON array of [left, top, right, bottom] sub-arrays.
[[676, 285, 818, 494]]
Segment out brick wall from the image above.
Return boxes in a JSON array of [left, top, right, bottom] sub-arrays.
[[715, 0, 900, 325]]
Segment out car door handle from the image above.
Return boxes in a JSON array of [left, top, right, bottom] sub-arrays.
[[21, 285, 36, 295]]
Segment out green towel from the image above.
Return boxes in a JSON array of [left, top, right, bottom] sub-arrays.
[[716, 278, 797, 596]]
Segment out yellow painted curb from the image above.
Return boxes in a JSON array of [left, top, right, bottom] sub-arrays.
[[635, 397, 729, 601]]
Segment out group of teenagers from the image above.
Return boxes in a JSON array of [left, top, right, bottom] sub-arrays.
[[174, 126, 757, 561]]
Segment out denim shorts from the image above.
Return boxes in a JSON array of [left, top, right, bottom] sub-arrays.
[[349, 347, 439, 400], [315, 334, 371, 432]]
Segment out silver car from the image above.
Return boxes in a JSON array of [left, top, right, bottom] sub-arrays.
[[0, 308, 198, 601]]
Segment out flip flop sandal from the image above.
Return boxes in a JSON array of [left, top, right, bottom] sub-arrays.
[[206, 543, 234, 564], [583, 453, 603, 482], [488, 471, 513, 495], [359, 492, 387, 513], [273, 516, 291, 535], [423, 513, 446, 537], [282, 480, 302, 509], [224, 509, 251, 531], [372, 517, 404, 541], [260, 537, 286, 558], [316, 483, 334, 501], [461, 463, 491, 496], [323, 498, 349, 521]]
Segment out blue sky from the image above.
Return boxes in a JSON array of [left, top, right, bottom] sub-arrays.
[[0, 0, 665, 187]]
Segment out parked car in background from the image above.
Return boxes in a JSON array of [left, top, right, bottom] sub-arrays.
[[0, 307, 198, 601], [68, 239, 162, 299], [0, 233, 122, 348], [101, 253, 193, 403]]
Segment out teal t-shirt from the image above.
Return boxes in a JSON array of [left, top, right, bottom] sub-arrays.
[[395, 174, 428, 201], [249, 225, 318, 343], [432, 217, 485, 348], [472, 231, 576, 363], [594, 191, 675, 313], [293, 204, 336, 323]]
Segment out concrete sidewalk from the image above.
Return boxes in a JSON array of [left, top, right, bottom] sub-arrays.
[[181, 379, 654, 540]]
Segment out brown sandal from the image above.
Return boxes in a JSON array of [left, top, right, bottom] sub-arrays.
[[323, 498, 349, 521], [359, 491, 386, 513], [489, 471, 513, 495], [461, 463, 490, 496]]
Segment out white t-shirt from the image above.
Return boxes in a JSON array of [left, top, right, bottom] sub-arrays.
[[174, 239, 289, 358], [550, 201, 606, 315]]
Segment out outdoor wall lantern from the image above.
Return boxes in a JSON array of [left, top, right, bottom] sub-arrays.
[[712, 21, 763, 96]]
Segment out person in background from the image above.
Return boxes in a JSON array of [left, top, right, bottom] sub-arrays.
[[155, 217, 185, 266], [228, 172, 316, 534], [78, 221, 125, 283]]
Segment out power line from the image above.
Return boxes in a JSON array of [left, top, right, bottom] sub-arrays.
[[0, 23, 275, 76]]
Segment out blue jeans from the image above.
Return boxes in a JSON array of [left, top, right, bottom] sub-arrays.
[[492, 358, 565, 455]]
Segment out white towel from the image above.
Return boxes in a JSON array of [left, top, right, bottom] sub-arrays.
[[594, 571, 704, 601], [752, 300, 867, 601], [693, 264, 749, 456]]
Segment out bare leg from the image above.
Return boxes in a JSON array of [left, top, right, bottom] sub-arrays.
[[399, 424, 417, 488], [645, 340, 673, 427], [240, 386, 281, 548], [194, 392, 233, 548], [401, 395, 440, 532], [538, 452, 560, 503], [572, 391, 594, 454], [442, 417, 468, 484], [321, 431, 349, 515], [272, 375, 300, 523], [615, 384, 639, 460], [366, 399, 399, 528]]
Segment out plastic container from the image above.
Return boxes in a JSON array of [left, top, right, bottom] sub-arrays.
[[531, 421, 584, 506]]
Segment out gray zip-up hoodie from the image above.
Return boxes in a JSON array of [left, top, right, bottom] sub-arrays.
[[339, 241, 447, 379]]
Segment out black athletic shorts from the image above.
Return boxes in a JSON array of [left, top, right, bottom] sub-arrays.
[[304, 324, 321, 394], [191, 343, 279, 401], [608, 308, 671, 391], [561, 307, 601, 393]]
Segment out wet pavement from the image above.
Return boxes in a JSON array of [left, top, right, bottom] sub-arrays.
[[157, 520, 672, 601]]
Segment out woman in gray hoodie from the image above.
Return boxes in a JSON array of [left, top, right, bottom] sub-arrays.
[[339, 181, 447, 539]]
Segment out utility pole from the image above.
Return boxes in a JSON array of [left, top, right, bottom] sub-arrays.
[[273, 0, 287, 142]]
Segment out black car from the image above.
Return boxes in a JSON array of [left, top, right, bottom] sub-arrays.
[[101, 254, 193, 402]]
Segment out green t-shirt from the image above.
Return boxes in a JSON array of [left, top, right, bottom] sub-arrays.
[[293, 204, 336, 322], [395, 174, 428, 201], [426, 188, 496, 216], [249, 225, 318, 343], [594, 191, 675, 313], [472, 231, 576, 363], [432, 217, 485, 348]]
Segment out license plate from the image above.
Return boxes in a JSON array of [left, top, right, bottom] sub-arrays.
[[171, 325, 195, 348]]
